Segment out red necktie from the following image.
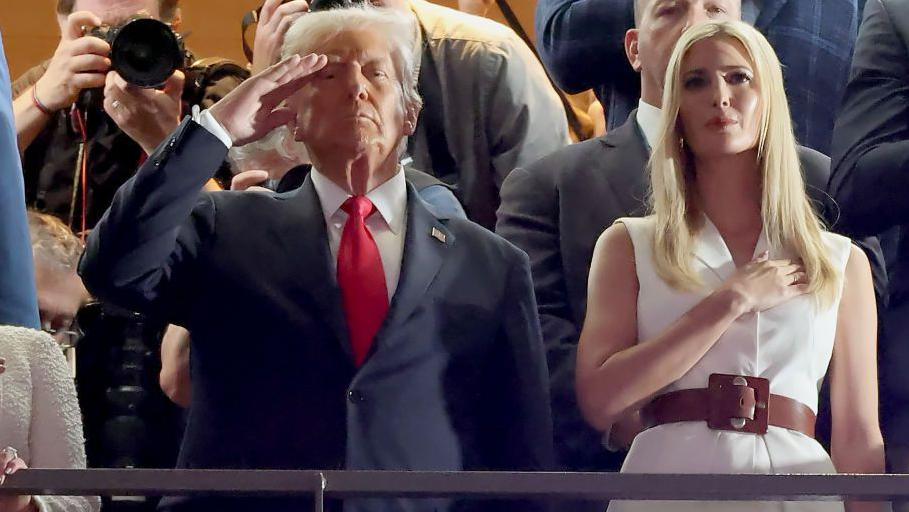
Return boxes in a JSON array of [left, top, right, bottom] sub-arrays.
[[337, 196, 389, 367]]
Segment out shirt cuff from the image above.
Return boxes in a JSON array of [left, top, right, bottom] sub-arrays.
[[192, 105, 234, 150]]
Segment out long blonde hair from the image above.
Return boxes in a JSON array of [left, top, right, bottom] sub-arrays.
[[648, 20, 840, 308]]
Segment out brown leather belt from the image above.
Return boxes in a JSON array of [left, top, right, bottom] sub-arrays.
[[640, 373, 816, 438]]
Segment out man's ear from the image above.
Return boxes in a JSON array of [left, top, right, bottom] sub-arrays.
[[403, 106, 419, 136], [625, 29, 642, 73]]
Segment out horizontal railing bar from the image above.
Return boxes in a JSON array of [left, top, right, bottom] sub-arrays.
[[2, 470, 908, 501]]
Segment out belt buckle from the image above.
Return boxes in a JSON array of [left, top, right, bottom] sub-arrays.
[[706, 373, 770, 435]]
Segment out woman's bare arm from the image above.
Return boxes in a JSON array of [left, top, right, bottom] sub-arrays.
[[830, 245, 885, 512]]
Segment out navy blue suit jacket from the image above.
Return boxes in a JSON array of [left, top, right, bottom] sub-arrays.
[[829, 0, 909, 443], [79, 118, 553, 512], [0, 33, 39, 328], [535, 0, 858, 155]]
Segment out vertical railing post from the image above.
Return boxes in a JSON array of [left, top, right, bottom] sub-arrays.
[[314, 472, 326, 512]]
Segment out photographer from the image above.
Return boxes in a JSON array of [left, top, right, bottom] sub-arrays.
[[12, 0, 246, 233]]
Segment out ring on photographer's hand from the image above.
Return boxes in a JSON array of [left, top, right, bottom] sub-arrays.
[[111, 100, 121, 109]]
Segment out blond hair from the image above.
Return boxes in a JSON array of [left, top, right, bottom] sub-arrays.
[[648, 20, 840, 308], [28, 210, 84, 272]]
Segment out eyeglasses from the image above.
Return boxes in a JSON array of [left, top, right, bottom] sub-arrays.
[[41, 325, 83, 350]]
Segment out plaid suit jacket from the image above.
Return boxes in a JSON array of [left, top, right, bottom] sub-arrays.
[[536, 0, 859, 154]]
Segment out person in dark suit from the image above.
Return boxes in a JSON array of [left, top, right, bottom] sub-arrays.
[[79, 6, 552, 512], [0, 32, 40, 329], [828, 0, 909, 487], [535, 0, 858, 155], [498, 0, 885, 477]]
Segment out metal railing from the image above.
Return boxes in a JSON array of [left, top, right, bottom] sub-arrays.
[[1, 470, 908, 509]]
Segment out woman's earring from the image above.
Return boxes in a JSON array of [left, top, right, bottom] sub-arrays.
[[679, 137, 686, 152]]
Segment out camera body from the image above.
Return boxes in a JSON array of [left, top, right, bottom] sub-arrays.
[[89, 16, 187, 88]]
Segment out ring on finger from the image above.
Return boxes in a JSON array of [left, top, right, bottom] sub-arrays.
[[111, 99, 121, 109]]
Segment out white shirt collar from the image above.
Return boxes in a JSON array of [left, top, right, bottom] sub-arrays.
[[310, 165, 408, 235], [635, 99, 663, 151]]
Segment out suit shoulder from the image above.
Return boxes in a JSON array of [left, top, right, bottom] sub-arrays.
[[207, 189, 285, 208], [444, 217, 529, 267], [521, 136, 608, 180], [796, 144, 831, 188], [797, 144, 831, 168], [204, 189, 291, 225]]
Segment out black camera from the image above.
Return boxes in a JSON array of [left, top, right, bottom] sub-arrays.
[[90, 17, 186, 88]]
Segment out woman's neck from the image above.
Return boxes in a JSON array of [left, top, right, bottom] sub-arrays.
[[693, 149, 763, 234]]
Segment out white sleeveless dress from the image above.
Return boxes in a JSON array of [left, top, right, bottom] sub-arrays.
[[607, 216, 852, 512]]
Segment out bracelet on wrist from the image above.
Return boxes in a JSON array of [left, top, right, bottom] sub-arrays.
[[31, 86, 54, 117]]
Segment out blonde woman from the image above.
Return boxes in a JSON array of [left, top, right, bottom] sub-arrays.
[[576, 21, 883, 512]]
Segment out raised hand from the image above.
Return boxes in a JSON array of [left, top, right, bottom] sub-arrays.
[[33, 11, 110, 112], [252, 0, 310, 75], [103, 70, 184, 155], [721, 252, 809, 313], [208, 53, 327, 147]]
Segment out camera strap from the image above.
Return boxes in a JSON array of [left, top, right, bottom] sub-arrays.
[[69, 104, 90, 241]]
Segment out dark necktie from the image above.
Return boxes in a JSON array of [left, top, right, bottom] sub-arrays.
[[337, 196, 389, 367]]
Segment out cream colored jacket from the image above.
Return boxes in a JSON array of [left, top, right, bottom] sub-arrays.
[[0, 326, 100, 512]]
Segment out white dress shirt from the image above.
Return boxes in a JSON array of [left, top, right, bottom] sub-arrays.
[[635, 98, 663, 151], [191, 110, 408, 301], [311, 168, 408, 301]]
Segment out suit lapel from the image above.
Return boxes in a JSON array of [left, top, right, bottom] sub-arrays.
[[754, 0, 787, 31], [599, 114, 651, 217], [375, 185, 451, 345], [279, 177, 352, 358]]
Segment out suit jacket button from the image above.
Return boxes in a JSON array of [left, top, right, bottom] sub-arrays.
[[347, 390, 365, 404]]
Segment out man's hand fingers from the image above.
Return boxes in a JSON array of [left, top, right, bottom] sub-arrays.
[[68, 36, 111, 57], [71, 72, 108, 91], [273, 0, 311, 23], [68, 54, 111, 74], [267, 54, 327, 95], [257, 54, 325, 106], [261, 106, 297, 134], [269, 53, 326, 81], [258, 0, 286, 27], [231, 170, 271, 191], [65, 11, 103, 40], [163, 70, 186, 97], [276, 12, 306, 37]]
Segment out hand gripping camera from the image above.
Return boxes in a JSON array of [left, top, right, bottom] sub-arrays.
[[89, 16, 187, 88]]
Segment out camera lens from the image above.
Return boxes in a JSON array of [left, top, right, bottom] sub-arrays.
[[110, 18, 183, 88]]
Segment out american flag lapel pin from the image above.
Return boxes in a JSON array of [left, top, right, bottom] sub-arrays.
[[431, 227, 446, 243]]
